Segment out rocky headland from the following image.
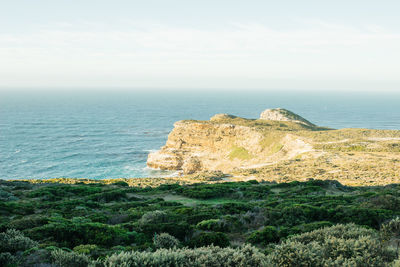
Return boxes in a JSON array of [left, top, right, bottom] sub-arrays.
[[147, 108, 400, 186]]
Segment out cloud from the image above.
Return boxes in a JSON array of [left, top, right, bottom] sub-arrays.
[[0, 20, 400, 89]]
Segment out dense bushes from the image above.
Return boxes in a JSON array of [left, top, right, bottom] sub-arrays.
[[266, 224, 396, 267], [0, 229, 38, 266], [188, 232, 230, 248], [248, 226, 279, 245], [51, 249, 91, 267], [1, 180, 400, 265], [196, 219, 228, 232], [153, 233, 180, 249], [27, 217, 134, 247], [0, 229, 37, 254], [102, 245, 267, 267]]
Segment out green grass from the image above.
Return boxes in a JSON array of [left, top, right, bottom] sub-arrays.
[[228, 146, 253, 160]]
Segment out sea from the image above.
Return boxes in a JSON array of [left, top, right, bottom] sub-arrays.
[[1, 90, 400, 180]]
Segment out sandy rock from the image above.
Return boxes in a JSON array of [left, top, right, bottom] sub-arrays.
[[146, 109, 318, 175], [259, 108, 314, 126], [210, 114, 237, 121], [147, 149, 183, 170], [182, 157, 202, 174]]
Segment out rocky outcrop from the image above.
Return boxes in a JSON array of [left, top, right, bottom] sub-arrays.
[[147, 109, 316, 174], [146, 108, 400, 185], [210, 114, 237, 121], [259, 108, 314, 126]]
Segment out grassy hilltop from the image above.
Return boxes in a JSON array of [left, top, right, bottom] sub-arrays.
[[1, 178, 400, 266]]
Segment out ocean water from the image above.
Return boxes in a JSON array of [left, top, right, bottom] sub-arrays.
[[1, 90, 400, 180]]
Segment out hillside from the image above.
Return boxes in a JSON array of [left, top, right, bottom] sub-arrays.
[[1, 179, 400, 266], [147, 108, 400, 186]]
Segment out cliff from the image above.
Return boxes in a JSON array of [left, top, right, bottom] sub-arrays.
[[147, 108, 400, 185]]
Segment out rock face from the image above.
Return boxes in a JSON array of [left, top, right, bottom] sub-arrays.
[[147, 109, 315, 174], [210, 114, 237, 121], [259, 108, 314, 127]]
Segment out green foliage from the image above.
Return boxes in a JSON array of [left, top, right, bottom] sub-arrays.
[[138, 210, 168, 226], [248, 226, 279, 245], [178, 183, 239, 199], [228, 146, 253, 160], [27, 217, 133, 248], [153, 233, 180, 249], [380, 217, 400, 257], [1, 180, 400, 265], [196, 219, 228, 232], [73, 244, 99, 255], [112, 181, 129, 187], [103, 244, 267, 267], [51, 249, 91, 267], [0, 252, 16, 267], [28, 184, 103, 200], [189, 232, 230, 248], [267, 224, 396, 267], [6, 215, 48, 231], [0, 188, 17, 201], [0, 229, 38, 254], [381, 217, 400, 240]]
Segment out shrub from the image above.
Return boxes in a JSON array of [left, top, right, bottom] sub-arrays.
[[102, 244, 267, 266], [0, 229, 38, 254], [51, 249, 91, 267], [27, 218, 132, 247], [189, 232, 229, 248], [381, 217, 400, 240], [381, 217, 400, 257], [112, 181, 129, 187], [247, 226, 279, 245], [6, 215, 48, 230], [0, 189, 17, 201], [0, 252, 16, 267], [196, 219, 228, 232], [267, 224, 396, 267], [138, 210, 168, 226], [73, 244, 99, 255], [153, 233, 180, 249]]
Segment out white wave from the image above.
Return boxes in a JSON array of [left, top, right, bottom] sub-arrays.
[[143, 149, 159, 153]]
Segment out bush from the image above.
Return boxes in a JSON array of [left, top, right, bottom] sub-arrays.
[[27, 218, 132, 247], [267, 224, 396, 267], [0, 229, 38, 254], [189, 232, 229, 248], [139, 210, 168, 226], [153, 233, 180, 249], [381, 217, 400, 257], [247, 226, 279, 245], [73, 244, 99, 255], [51, 249, 91, 267], [381, 217, 400, 240], [6, 215, 48, 230], [196, 219, 228, 232], [0, 252, 16, 267], [102, 244, 267, 266]]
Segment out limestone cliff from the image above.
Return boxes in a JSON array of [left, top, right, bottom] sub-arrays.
[[147, 108, 400, 185], [147, 109, 319, 174]]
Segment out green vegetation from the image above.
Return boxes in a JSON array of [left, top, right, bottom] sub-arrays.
[[228, 145, 253, 160], [1, 179, 400, 266]]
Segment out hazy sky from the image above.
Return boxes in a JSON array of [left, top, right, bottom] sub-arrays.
[[1, 0, 400, 91]]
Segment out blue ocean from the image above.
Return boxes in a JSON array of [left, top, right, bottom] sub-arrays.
[[1, 90, 400, 180]]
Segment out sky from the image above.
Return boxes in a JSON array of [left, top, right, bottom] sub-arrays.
[[1, 0, 400, 91]]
